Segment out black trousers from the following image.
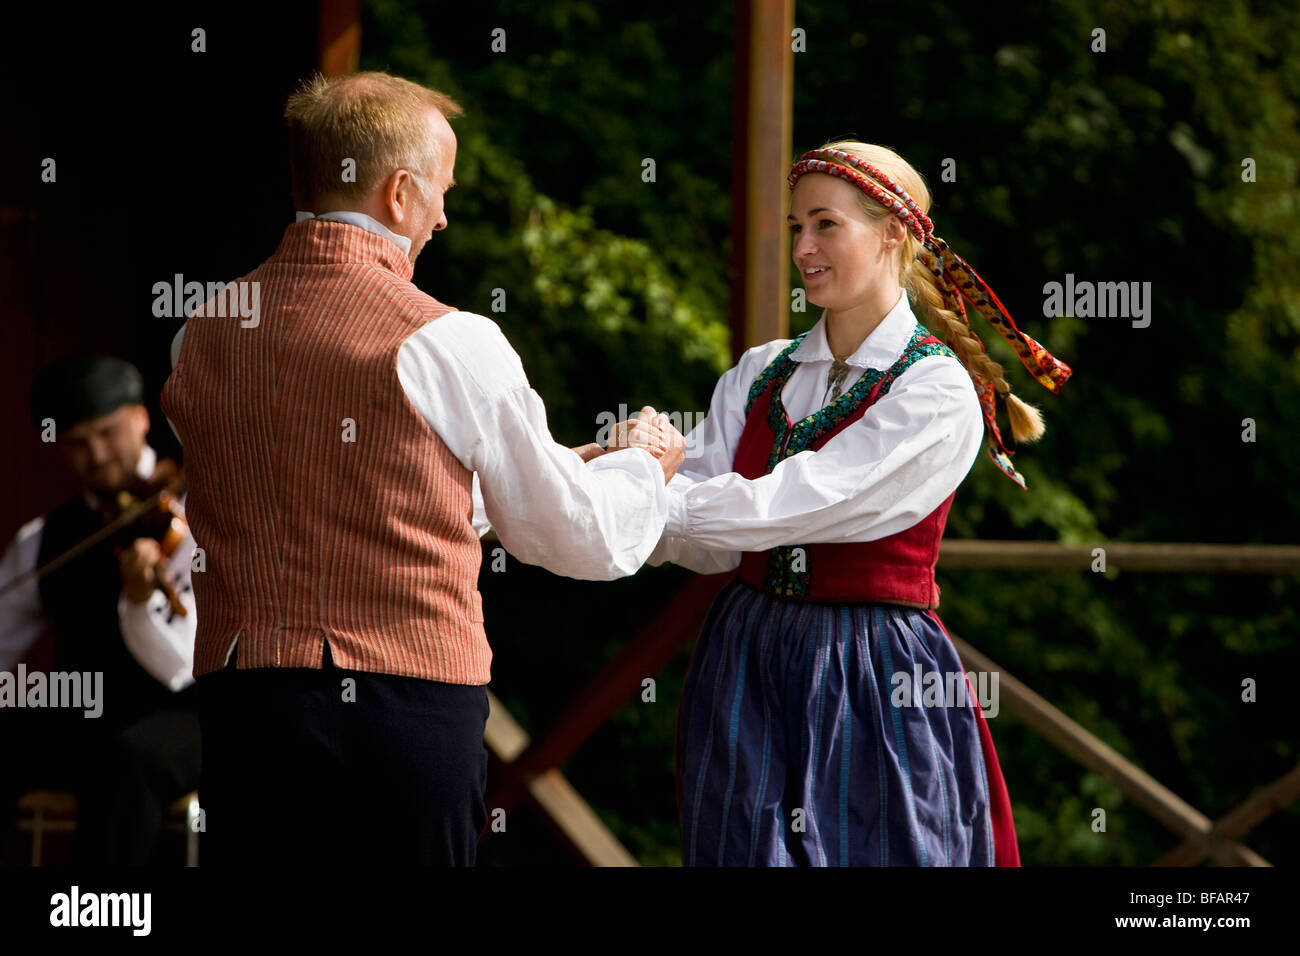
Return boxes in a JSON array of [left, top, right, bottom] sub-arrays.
[[196, 642, 489, 867]]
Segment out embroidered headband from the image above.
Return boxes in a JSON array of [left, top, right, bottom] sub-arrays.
[[788, 147, 1074, 487]]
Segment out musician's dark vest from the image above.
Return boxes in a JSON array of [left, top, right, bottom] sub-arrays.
[[734, 322, 961, 607], [36, 495, 184, 729]]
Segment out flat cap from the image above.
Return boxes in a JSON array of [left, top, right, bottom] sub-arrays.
[[29, 354, 145, 429]]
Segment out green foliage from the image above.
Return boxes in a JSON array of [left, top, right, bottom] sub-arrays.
[[365, 0, 732, 444], [519, 197, 730, 421]]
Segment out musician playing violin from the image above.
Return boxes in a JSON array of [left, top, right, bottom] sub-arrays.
[[0, 355, 201, 865]]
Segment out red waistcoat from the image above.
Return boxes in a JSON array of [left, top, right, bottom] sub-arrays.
[[734, 323, 958, 608]]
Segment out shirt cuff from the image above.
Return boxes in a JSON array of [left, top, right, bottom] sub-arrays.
[[665, 482, 689, 537]]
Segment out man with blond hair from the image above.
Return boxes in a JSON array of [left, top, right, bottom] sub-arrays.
[[162, 71, 682, 866]]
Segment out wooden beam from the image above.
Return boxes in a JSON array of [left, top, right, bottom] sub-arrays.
[[483, 690, 638, 866], [948, 632, 1270, 866], [527, 770, 638, 868], [484, 688, 531, 763], [728, 0, 794, 358], [1155, 764, 1300, 866], [318, 0, 360, 77], [939, 540, 1300, 574]]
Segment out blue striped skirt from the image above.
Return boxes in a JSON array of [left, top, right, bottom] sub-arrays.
[[677, 579, 996, 866]]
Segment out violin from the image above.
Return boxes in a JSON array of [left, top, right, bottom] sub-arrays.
[[108, 458, 191, 617], [0, 457, 191, 617]]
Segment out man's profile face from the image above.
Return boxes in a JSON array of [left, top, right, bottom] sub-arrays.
[[407, 109, 458, 263], [59, 403, 150, 493]]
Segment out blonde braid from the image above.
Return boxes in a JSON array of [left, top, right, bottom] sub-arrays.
[[903, 258, 1046, 444]]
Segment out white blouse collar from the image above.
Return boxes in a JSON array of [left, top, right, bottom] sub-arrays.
[[790, 291, 917, 371]]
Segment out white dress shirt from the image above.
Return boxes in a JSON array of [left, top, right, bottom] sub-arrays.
[[168, 213, 668, 581], [0, 444, 198, 690], [650, 292, 985, 574]]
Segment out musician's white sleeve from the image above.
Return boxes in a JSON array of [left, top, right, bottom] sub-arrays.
[[0, 518, 49, 671]]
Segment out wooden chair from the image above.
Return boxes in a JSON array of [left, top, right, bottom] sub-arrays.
[[14, 789, 200, 866]]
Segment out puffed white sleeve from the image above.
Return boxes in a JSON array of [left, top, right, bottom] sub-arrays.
[[658, 356, 984, 554], [0, 518, 49, 671], [398, 312, 668, 580]]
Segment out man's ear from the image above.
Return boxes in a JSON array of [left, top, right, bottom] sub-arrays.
[[383, 168, 417, 224]]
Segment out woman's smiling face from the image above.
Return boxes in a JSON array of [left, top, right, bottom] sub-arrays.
[[788, 173, 899, 312]]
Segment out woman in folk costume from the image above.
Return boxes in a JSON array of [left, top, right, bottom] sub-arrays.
[[616, 141, 1072, 865]]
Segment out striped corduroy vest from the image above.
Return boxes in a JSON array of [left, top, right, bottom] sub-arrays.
[[161, 219, 489, 683], [734, 323, 960, 607]]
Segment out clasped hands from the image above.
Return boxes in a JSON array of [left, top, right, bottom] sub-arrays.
[[571, 405, 685, 483]]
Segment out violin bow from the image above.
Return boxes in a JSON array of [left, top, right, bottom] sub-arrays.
[[0, 485, 173, 602]]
